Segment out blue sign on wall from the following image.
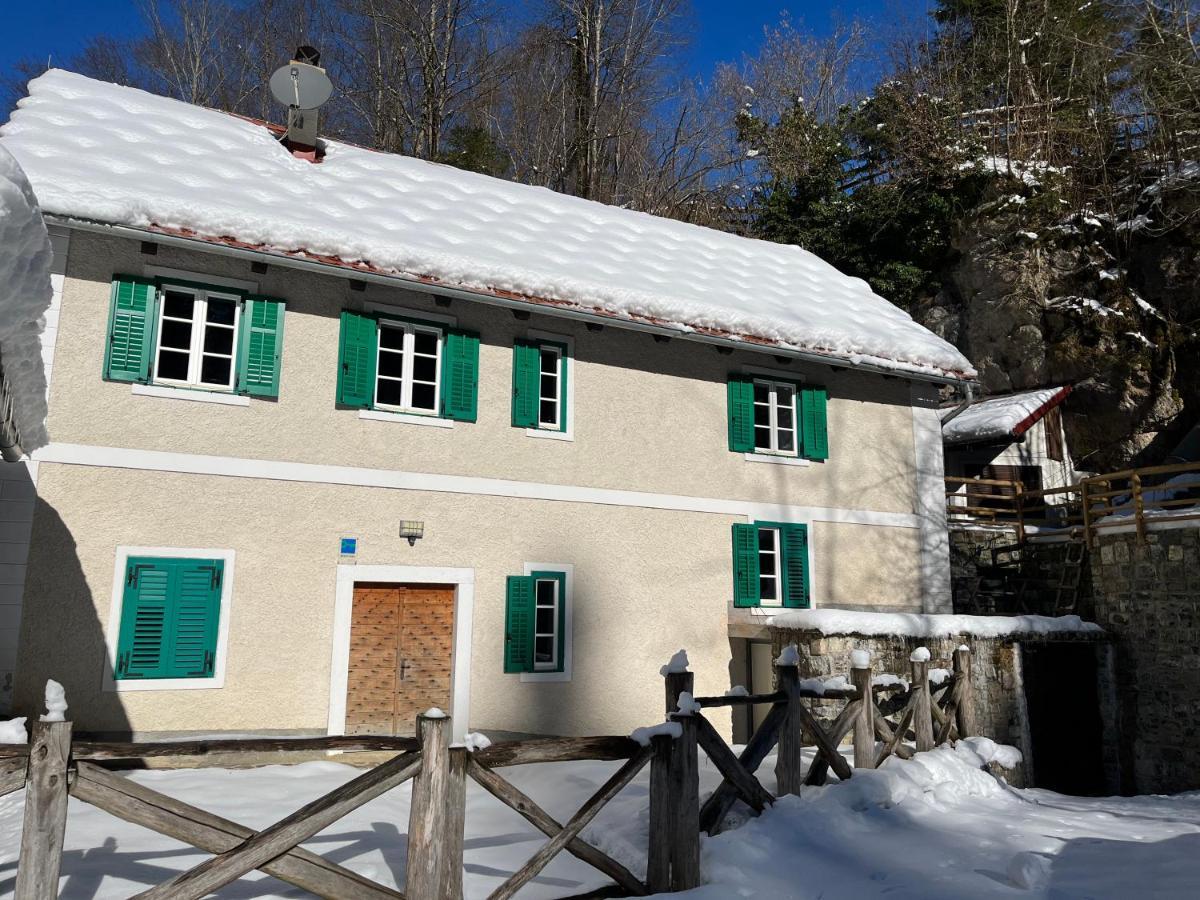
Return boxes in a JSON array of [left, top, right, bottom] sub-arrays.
[[340, 537, 358, 556]]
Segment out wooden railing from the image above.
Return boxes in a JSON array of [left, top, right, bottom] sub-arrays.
[[1077, 461, 1200, 547], [3, 648, 991, 899], [946, 460, 1200, 545]]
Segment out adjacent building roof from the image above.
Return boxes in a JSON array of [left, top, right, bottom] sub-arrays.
[[0, 70, 976, 383], [942, 385, 1071, 446]]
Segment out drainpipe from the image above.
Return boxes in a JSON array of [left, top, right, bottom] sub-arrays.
[[0, 367, 24, 463], [940, 381, 976, 426]]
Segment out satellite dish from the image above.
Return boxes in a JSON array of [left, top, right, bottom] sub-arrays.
[[269, 60, 333, 110]]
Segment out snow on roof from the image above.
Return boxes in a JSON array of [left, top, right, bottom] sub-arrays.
[[0, 70, 976, 382], [0, 145, 54, 453], [942, 385, 1070, 446], [770, 608, 1102, 639]]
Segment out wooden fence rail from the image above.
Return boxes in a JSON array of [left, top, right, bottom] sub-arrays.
[[945, 460, 1200, 546], [9, 646, 988, 899]]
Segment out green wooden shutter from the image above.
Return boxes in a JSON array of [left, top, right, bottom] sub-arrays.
[[337, 311, 378, 408], [780, 524, 811, 608], [801, 387, 829, 460], [731, 523, 760, 607], [727, 376, 755, 452], [167, 560, 223, 677], [115, 557, 223, 680], [440, 330, 480, 422], [511, 340, 540, 428], [104, 276, 158, 383], [114, 558, 172, 679], [504, 575, 535, 673], [236, 296, 286, 398]]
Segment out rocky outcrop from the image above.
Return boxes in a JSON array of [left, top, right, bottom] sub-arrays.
[[918, 175, 1198, 471]]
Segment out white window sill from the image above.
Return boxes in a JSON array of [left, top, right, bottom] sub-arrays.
[[743, 452, 809, 467], [109, 676, 225, 692], [525, 427, 574, 442], [132, 384, 249, 407], [520, 670, 572, 683], [360, 409, 454, 429]]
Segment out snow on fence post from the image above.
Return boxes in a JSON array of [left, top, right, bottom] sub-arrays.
[[910, 649, 936, 752], [773, 648, 805, 794], [406, 710, 460, 900], [953, 646, 977, 738], [649, 657, 699, 892], [850, 650, 875, 770], [15, 685, 72, 900]]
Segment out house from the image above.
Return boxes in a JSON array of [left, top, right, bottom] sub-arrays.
[[943, 385, 1077, 502], [0, 70, 975, 740]]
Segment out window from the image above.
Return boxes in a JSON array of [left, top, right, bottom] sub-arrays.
[[154, 287, 240, 390], [537, 345, 563, 429], [103, 275, 285, 398], [337, 310, 479, 421], [753, 380, 797, 455], [504, 569, 569, 674], [375, 321, 442, 414], [512, 338, 570, 433], [533, 576, 561, 670], [732, 522, 810, 608], [114, 556, 224, 681], [757, 526, 781, 601], [727, 374, 828, 460]]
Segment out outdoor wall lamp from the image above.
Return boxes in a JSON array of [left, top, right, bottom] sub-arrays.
[[399, 520, 425, 546]]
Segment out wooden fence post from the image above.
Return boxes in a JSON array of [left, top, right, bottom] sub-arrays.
[[953, 647, 977, 738], [406, 712, 460, 900], [646, 733, 673, 894], [664, 669, 699, 892], [442, 746, 468, 899], [15, 719, 72, 900], [774, 659, 805, 794], [911, 652, 935, 752], [649, 667, 699, 892], [850, 652, 875, 770]]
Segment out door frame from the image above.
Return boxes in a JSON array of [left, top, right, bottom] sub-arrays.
[[328, 565, 474, 739]]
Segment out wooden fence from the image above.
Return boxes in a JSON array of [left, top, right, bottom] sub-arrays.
[[2, 647, 983, 899], [946, 460, 1200, 545]]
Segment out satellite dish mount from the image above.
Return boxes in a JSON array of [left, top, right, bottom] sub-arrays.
[[269, 46, 334, 159]]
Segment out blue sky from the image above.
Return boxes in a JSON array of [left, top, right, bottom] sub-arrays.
[[1, 1, 925, 88]]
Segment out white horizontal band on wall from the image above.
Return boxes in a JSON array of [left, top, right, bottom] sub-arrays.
[[31, 442, 922, 530]]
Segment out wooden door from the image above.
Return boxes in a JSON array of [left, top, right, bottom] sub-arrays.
[[345, 583, 455, 736]]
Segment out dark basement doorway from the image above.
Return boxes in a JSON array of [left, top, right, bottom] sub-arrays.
[[1021, 641, 1106, 795]]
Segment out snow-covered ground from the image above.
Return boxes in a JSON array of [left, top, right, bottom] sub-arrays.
[[0, 742, 1196, 898]]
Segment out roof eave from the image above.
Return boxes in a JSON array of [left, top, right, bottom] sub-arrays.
[[48, 215, 976, 386]]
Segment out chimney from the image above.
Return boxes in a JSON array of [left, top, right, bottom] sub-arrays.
[[269, 46, 334, 161]]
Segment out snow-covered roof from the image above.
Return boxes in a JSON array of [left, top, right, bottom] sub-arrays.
[[0, 145, 54, 453], [942, 385, 1070, 446], [0, 70, 976, 382]]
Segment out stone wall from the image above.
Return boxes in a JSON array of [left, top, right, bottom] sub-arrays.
[[1090, 527, 1200, 794]]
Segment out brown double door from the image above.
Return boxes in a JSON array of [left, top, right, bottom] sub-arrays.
[[345, 583, 455, 736]]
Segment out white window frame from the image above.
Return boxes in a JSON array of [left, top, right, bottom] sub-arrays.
[[152, 283, 243, 392], [536, 344, 564, 431], [757, 526, 782, 606], [520, 562, 574, 683], [102, 546, 236, 693], [374, 319, 443, 416], [752, 378, 799, 457], [524, 329, 574, 442], [532, 576, 561, 671]]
